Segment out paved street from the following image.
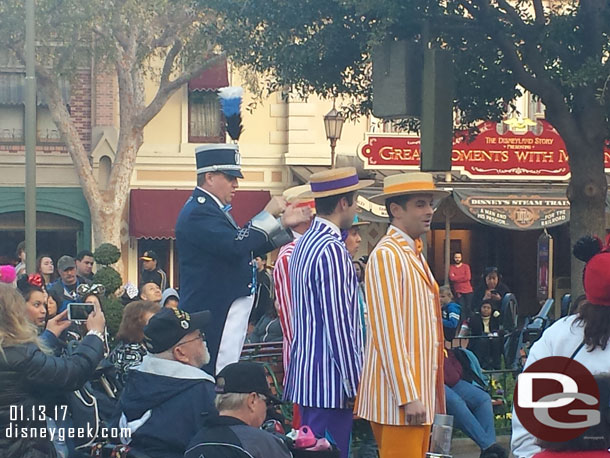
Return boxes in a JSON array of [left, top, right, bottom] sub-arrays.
[[451, 435, 513, 458]]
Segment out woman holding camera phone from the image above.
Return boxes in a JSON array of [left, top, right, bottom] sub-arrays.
[[0, 283, 106, 457], [471, 267, 510, 318]]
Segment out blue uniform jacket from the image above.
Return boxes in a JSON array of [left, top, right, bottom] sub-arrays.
[[175, 187, 291, 373]]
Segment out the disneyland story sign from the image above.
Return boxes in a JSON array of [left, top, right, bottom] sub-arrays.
[[358, 120, 610, 180]]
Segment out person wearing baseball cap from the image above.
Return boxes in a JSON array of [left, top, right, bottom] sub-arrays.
[[139, 250, 167, 291], [116, 308, 216, 458], [284, 167, 373, 458], [342, 214, 370, 258], [46, 255, 90, 313], [185, 362, 291, 458], [355, 172, 449, 458], [175, 144, 312, 376]]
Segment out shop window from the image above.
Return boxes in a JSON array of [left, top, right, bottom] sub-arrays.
[[0, 105, 61, 144], [37, 106, 61, 142], [188, 91, 224, 143], [0, 105, 23, 142]]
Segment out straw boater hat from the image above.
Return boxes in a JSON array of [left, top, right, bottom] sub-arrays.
[[369, 172, 449, 205], [303, 167, 374, 199], [283, 184, 316, 214]]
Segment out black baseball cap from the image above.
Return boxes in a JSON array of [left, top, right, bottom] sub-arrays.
[[140, 250, 158, 261], [216, 362, 281, 404], [143, 308, 210, 354]]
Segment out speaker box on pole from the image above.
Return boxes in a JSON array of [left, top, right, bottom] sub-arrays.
[[372, 40, 423, 119], [421, 47, 454, 172]]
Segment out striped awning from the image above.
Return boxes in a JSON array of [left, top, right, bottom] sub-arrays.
[[0, 72, 71, 106]]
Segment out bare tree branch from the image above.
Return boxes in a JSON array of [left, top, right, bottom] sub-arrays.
[[494, 0, 526, 28], [533, 0, 545, 26], [135, 53, 224, 129], [159, 40, 183, 85], [36, 69, 102, 204]]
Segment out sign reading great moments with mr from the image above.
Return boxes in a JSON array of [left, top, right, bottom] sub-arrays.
[[358, 120, 610, 180]]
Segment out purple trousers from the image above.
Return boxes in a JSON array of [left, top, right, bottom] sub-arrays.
[[300, 406, 353, 458]]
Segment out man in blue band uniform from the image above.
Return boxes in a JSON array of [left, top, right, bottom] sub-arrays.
[[176, 144, 311, 375]]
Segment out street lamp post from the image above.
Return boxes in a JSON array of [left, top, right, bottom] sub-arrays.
[[323, 103, 345, 169], [25, 0, 37, 273]]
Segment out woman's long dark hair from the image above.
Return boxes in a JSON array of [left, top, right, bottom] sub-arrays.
[[574, 302, 610, 351]]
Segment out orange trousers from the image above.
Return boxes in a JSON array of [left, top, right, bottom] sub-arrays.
[[370, 422, 431, 458]]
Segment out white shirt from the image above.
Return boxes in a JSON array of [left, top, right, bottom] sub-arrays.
[[511, 314, 610, 457]]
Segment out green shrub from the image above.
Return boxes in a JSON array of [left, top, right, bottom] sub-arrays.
[[101, 294, 123, 343], [92, 266, 122, 296], [94, 243, 121, 266], [91, 242, 124, 342]]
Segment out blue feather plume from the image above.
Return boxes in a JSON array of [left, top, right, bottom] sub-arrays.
[[218, 87, 243, 141]]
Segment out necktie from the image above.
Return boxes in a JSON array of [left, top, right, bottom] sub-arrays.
[[414, 238, 423, 256], [222, 204, 232, 213]]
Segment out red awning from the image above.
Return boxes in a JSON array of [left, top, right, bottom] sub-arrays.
[[188, 58, 229, 92], [129, 189, 272, 239]]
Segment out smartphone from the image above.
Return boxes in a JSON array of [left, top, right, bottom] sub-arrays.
[[67, 302, 94, 322]]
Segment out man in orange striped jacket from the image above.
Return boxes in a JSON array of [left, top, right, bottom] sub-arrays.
[[356, 173, 449, 458]]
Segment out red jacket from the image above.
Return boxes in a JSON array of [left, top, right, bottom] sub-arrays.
[[534, 451, 610, 457]]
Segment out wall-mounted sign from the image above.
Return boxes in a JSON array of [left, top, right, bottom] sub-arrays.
[[358, 120, 610, 180], [453, 189, 570, 230], [537, 231, 553, 301]]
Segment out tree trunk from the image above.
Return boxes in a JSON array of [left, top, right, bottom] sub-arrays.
[[89, 195, 125, 277], [564, 138, 607, 298]]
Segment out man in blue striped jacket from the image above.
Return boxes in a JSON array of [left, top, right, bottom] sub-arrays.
[[284, 167, 373, 458]]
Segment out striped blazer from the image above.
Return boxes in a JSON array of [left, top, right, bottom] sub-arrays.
[[273, 240, 296, 375], [284, 218, 363, 409], [356, 226, 445, 425]]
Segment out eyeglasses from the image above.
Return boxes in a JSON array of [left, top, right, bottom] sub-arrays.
[[257, 393, 270, 405], [176, 331, 205, 346]]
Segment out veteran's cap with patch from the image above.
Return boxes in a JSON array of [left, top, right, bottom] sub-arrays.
[[143, 307, 210, 354]]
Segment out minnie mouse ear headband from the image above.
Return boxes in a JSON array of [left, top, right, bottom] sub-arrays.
[[573, 235, 610, 306]]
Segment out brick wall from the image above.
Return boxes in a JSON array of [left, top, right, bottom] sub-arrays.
[[94, 70, 116, 127], [70, 69, 92, 152]]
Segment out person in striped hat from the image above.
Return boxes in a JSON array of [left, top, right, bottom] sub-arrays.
[[355, 172, 449, 458], [284, 167, 373, 458]]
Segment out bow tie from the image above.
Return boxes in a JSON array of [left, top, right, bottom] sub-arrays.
[[222, 204, 232, 213], [414, 238, 423, 256]]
